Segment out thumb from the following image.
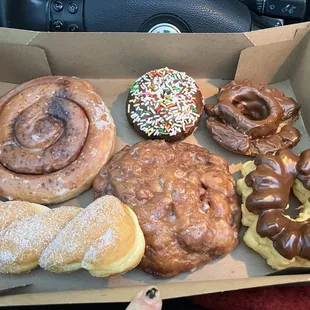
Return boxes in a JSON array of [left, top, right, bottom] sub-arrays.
[[126, 287, 162, 310]]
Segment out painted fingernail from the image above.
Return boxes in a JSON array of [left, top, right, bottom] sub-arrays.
[[145, 287, 158, 300]]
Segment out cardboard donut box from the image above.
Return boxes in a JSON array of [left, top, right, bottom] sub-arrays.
[[1, 22, 310, 306]]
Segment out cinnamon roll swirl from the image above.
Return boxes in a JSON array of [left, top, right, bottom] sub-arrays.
[[0, 76, 115, 204]]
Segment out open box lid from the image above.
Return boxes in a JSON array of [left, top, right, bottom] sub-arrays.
[[1, 23, 310, 305], [1, 22, 310, 129], [0, 22, 309, 81]]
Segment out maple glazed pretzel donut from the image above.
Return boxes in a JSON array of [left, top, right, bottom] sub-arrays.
[[237, 149, 310, 270], [93, 140, 241, 278], [205, 80, 301, 156], [0, 76, 116, 204]]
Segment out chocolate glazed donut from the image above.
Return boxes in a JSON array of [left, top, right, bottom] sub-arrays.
[[0, 76, 116, 204], [205, 80, 301, 156], [245, 150, 310, 260]]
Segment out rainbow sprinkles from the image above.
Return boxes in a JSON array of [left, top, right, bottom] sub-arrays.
[[127, 67, 202, 138]]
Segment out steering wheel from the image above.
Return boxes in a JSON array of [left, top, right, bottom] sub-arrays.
[[0, 0, 307, 33]]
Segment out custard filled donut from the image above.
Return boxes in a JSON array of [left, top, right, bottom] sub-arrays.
[[0, 76, 116, 204], [205, 80, 301, 156], [93, 140, 241, 278], [126, 67, 204, 141], [237, 149, 310, 270]]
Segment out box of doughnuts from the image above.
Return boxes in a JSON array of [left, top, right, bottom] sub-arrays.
[[1, 23, 310, 305]]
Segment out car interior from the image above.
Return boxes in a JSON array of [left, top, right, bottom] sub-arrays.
[[0, 0, 309, 34], [0, 1, 309, 309]]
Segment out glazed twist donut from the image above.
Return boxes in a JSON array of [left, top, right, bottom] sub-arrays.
[[0, 76, 116, 204], [205, 80, 301, 156], [237, 149, 310, 270], [0, 196, 145, 277]]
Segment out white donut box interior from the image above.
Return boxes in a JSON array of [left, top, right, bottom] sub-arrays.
[[1, 23, 310, 306]]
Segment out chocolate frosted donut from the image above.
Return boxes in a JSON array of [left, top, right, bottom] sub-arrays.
[[0, 76, 116, 204], [126, 68, 204, 141], [237, 149, 310, 270], [93, 140, 241, 278], [297, 150, 310, 190], [205, 80, 301, 156]]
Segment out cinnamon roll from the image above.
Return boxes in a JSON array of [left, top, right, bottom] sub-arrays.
[[0, 76, 116, 204]]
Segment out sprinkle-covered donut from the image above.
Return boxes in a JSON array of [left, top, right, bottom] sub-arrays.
[[126, 67, 204, 141], [205, 80, 301, 156], [237, 149, 310, 270]]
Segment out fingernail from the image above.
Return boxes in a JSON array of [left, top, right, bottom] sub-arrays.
[[143, 287, 159, 304], [146, 287, 158, 299]]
